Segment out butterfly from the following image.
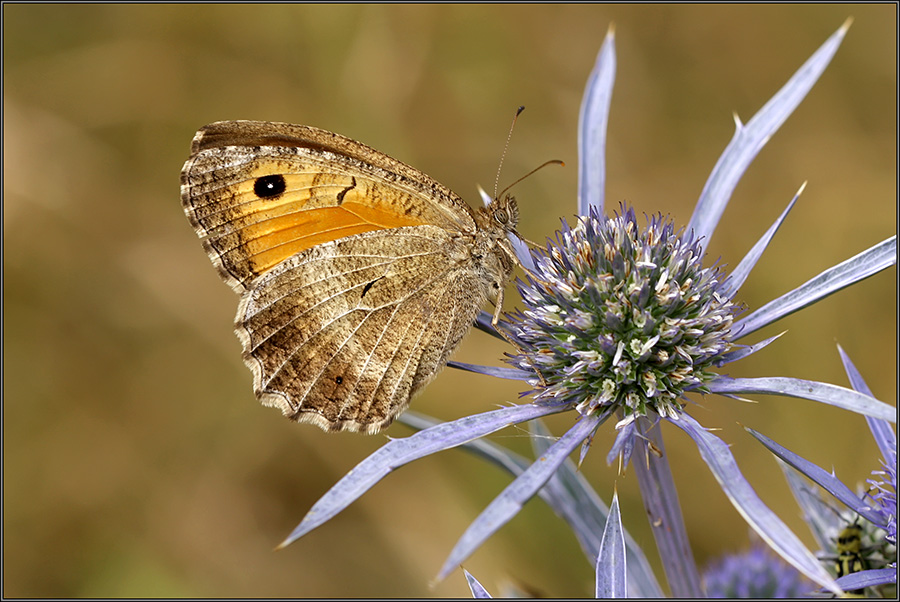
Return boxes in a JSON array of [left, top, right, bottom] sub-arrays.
[[181, 120, 524, 434]]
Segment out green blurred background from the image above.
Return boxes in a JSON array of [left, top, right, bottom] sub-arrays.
[[4, 4, 895, 597]]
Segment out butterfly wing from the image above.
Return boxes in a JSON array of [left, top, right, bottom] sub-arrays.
[[181, 121, 499, 433], [238, 225, 489, 433], [181, 120, 478, 293]]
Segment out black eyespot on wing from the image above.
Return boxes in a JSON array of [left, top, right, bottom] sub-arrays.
[[254, 174, 287, 199]]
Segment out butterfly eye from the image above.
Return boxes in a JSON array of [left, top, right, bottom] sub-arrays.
[[254, 174, 287, 199], [494, 208, 509, 225]]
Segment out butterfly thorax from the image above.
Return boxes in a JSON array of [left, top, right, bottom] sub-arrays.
[[469, 194, 519, 301]]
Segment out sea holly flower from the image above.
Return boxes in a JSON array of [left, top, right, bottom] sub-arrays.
[[505, 204, 736, 429], [701, 543, 815, 598], [749, 345, 897, 597], [281, 21, 896, 596]]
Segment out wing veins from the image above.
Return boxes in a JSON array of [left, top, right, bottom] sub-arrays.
[[262, 256, 457, 393], [337, 273, 458, 421]]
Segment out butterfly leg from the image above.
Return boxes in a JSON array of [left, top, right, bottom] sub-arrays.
[[490, 281, 548, 388]]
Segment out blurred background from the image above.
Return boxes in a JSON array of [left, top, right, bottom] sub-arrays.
[[3, 4, 895, 597]]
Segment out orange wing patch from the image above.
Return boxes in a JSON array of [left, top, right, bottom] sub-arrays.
[[193, 165, 432, 286], [245, 201, 429, 275]]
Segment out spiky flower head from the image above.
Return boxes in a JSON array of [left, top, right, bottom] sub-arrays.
[[506, 205, 737, 426], [702, 545, 815, 598], [857, 447, 899, 584], [869, 447, 898, 552]]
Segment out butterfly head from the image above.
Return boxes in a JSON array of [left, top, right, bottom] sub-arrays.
[[488, 194, 520, 234]]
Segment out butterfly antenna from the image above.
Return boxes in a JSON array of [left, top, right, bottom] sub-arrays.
[[496, 159, 565, 202], [494, 106, 526, 199]]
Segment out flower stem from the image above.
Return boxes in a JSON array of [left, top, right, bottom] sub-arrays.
[[633, 417, 703, 597]]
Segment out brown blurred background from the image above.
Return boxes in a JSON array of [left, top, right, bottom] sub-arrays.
[[3, 4, 895, 598]]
